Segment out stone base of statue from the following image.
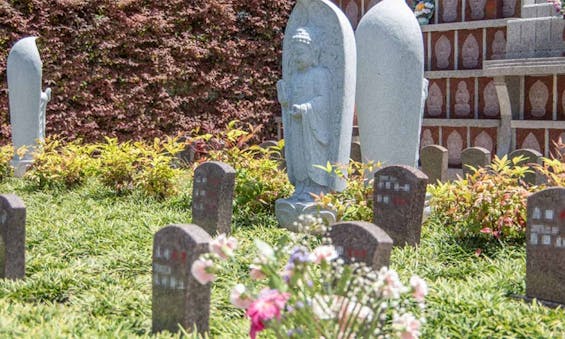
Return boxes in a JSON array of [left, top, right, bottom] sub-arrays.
[[11, 159, 33, 178], [275, 198, 336, 232]]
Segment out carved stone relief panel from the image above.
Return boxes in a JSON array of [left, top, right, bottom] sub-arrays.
[[454, 81, 472, 117], [468, 0, 487, 20], [482, 80, 500, 117], [450, 78, 474, 118], [443, 127, 467, 166], [490, 30, 506, 60], [516, 129, 545, 155], [426, 81, 445, 117], [502, 0, 517, 17], [524, 77, 552, 120], [435, 35, 452, 69], [441, 0, 459, 23], [471, 128, 497, 155], [459, 30, 481, 69]]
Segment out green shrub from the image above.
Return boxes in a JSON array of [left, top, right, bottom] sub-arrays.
[[0, 144, 14, 180], [26, 138, 97, 189], [429, 156, 532, 241], [315, 160, 381, 222], [96, 137, 184, 198]]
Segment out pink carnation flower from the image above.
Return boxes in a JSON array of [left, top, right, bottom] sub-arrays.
[[409, 276, 428, 302], [190, 258, 216, 285], [392, 313, 421, 339], [230, 284, 254, 309], [249, 264, 266, 280], [210, 234, 238, 260], [311, 245, 338, 264], [246, 289, 290, 339]]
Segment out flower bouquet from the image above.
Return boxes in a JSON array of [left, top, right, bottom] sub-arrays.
[[413, 0, 435, 25], [192, 216, 428, 338]]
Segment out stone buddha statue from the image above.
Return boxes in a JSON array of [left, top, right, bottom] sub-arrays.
[[529, 80, 548, 118], [491, 31, 506, 59], [435, 35, 451, 69], [454, 81, 471, 116], [462, 34, 479, 69], [483, 81, 499, 117], [426, 82, 443, 116]]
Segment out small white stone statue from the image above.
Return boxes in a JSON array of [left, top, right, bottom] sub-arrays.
[[491, 31, 506, 59], [420, 129, 435, 149], [462, 34, 479, 69], [275, 0, 356, 230], [483, 81, 500, 116], [427, 82, 444, 116], [469, 0, 486, 19], [522, 133, 542, 153], [503, 0, 516, 17], [447, 130, 464, 166], [529, 80, 548, 118], [443, 0, 458, 22], [454, 81, 471, 116], [356, 0, 425, 171], [474, 131, 494, 154], [7, 37, 51, 177], [435, 35, 452, 69]]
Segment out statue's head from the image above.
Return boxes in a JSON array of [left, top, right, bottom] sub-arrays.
[[291, 28, 319, 70]]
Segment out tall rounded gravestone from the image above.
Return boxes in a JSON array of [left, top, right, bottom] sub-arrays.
[[356, 0, 425, 173]]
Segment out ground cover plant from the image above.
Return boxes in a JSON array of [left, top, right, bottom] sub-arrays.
[[0, 135, 563, 337]]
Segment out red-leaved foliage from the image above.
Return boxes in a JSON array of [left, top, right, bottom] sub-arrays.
[[0, 0, 294, 143]]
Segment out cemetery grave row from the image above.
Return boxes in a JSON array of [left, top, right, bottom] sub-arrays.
[[1, 159, 563, 334]]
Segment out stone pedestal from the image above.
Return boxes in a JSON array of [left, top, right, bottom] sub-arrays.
[[275, 199, 336, 232]]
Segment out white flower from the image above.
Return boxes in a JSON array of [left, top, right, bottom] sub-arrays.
[[392, 313, 421, 339], [410, 276, 428, 302], [310, 245, 338, 264], [209, 233, 238, 259]]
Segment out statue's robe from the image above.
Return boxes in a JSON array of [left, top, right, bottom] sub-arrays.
[[284, 66, 331, 188]]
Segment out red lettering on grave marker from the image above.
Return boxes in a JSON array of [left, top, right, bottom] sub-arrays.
[[559, 209, 565, 221], [181, 251, 187, 262], [393, 196, 407, 206], [171, 250, 178, 260]]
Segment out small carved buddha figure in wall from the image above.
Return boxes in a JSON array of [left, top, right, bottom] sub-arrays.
[[474, 131, 494, 154], [426, 83, 444, 116], [469, 0, 486, 19], [442, 0, 458, 22], [529, 80, 549, 118], [483, 81, 500, 117], [435, 35, 452, 69], [447, 130, 464, 165], [502, 0, 516, 17], [420, 129, 435, 149], [345, 1, 359, 29], [454, 81, 471, 116], [522, 133, 542, 153], [462, 34, 480, 69], [491, 31, 506, 60]]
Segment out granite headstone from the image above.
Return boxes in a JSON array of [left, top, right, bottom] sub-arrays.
[[329, 221, 393, 270], [461, 147, 491, 177], [373, 165, 428, 247], [152, 224, 212, 334], [0, 194, 26, 280], [420, 145, 448, 183], [526, 188, 565, 306], [192, 161, 236, 235], [509, 148, 543, 185]]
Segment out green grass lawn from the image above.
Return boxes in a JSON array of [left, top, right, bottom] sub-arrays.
[[0, 177, 563, 338]]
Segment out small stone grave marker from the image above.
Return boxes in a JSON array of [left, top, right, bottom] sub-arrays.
[[0, 194, 26, 280], [526, 188, 565, 306], [461, 147, 491, 177], [420, 144, 448, 183], [509, 148, 543, 185], [152, 224, 212, 334], [329, 221, 393, 270], [373, 165, 428, 247], [192, 161, 236, 235]]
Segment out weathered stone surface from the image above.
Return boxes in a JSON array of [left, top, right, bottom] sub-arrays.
[[329, 221, 393, 270], [509, 148, 543, 185], [0, 194, 26, 280], [192, 161, 236, 235], [350, 141, 362, 163], [420, 145, 448, 183], [356, 0, 425, 171], [7, 37, 51, 177], [152, 224, 211, 334], [526, 188, 565, 305], [373, 165, 428, 247], [461, 147, 491, 177], [275, 0, 355, 228]]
